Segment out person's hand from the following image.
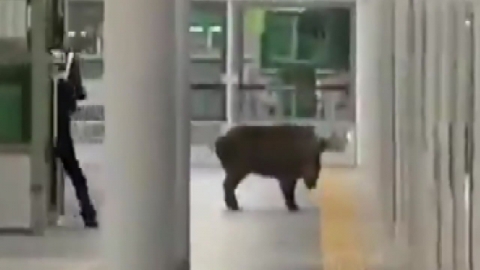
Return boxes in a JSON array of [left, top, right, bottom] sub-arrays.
[[77, 86, 87, 100]]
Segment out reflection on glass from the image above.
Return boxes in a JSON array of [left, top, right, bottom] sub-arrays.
[[189, 25, 223, 56], [66, 1, 104, 56], [190, 8, 224, 57], [66, 0, 104, 79], [261, 8, 351, 70], [0, 0, 28, 40], [0, 38, 29, 64], [0, 0, 31, 143], [0, 0, 28, 63]]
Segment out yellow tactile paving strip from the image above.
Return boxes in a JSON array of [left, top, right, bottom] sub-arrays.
[[314, 169, 368, 270]]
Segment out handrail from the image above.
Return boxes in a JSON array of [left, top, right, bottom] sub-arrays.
[[190, 83, 348, 91]]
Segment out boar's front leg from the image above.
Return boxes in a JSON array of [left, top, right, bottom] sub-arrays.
[[278, 178, 298, 212], [223, 172, 245, 211]]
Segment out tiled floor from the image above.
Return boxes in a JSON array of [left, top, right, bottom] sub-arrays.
[[0, 145, 320, 270], [318, 169, 366, 269]]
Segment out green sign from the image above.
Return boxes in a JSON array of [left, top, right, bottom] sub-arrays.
[[0, 84, 24, 143], [0, 63, 31, 144], [245, 9, 266, 35]]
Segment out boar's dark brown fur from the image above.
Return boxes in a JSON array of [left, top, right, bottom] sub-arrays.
[[215, 125, 327, 211]]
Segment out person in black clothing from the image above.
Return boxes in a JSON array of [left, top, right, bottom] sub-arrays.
[[56, 50, 98, 228]]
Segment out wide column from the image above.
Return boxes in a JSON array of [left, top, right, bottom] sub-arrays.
[[356, 0, 382, 205], [356, 0, 395, 265], [103, 0, 176, 269]]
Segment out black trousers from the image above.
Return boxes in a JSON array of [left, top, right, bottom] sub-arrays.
[[56, 119, 96, 220]]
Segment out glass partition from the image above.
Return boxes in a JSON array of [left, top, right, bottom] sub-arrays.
[[66, 0, 104, 56], [261, 8, 351, 70], [0, 0, 31, 144], [66, 0, 104, 79], [190, 8, 225, 57]]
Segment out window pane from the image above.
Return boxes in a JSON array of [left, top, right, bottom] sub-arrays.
[[190, 26, 208, 54], [0, 62, 31, 143], [189, 7, 226, 120], [261, 12, 295, 68], [66, 0, 105, 79], [296, 8, 351, 69], [79, 58, 103, 80], [0, 0, 31, 143], [296, 33, 320, 61], [211, 30, 224, 50], [66, 1, 104, 55], [210, 25, 224, 52], [191, 89, 225, 121], [190, 8, 224, 56], [0, 0, 28, 39]]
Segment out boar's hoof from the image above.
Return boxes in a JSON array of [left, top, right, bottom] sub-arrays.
[[226, 201, 241, 211], [226, 205, 241, 211], [287, 204, 299, 212]]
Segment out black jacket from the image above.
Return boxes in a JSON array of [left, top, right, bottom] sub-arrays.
[[56, 51, 86, 140]]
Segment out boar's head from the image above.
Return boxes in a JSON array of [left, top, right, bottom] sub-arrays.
[[303, 138, 328, 190]]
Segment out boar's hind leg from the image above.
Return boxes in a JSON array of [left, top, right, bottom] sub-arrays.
[[223, 172, 246, 211], [279, 179, 298, 212]]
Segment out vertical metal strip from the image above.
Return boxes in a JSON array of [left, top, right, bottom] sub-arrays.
[[393, 0, 401, 236], [225, 0, 240, 126], [471, 2, 480, 270], [393, 0, 410, 248], [466, 6, 475, 270], [467, 125, 474, 270], [434, 125, 442, 269], [378, 0, 396, 233], [453, 3, 470, 269], [433, 2, 443, 268], [438, 0, 454, 270], [425, 0, 441, 268], [389, 0, 400, 233]]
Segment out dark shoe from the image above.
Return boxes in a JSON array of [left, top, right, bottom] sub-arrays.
[[84, 219, 99, 229], [80, 209, 98, 229]]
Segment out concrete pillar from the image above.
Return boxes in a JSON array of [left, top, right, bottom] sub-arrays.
[[225, 0, 243, 125], [356, 0, 382, 203], [102, 0, 176, 269], [30, 0, 51, 234], [174, 0, 191, 267], [377, 0, 395, 236], [393, 0, 411, 240], [422, 1, 443, 269], [408, 1, 438, 270], [356, 0, 405, 261], [437, 2, 456, 269]]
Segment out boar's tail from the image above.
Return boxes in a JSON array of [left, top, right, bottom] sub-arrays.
[[215, 135, 232, 167]]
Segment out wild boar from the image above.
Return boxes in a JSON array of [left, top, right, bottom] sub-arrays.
[[215, 124, 328, 212]]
